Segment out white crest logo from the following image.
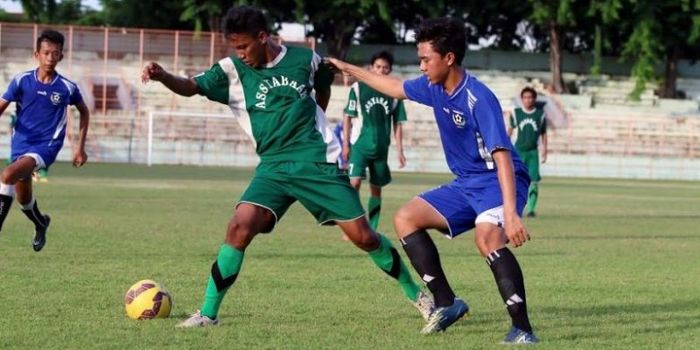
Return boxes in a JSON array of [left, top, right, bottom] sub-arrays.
[[50, 92, 62, 105], [452, 111, 466, 128]]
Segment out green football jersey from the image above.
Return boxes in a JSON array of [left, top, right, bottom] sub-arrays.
[[510, 107, 546, 151], [194, 45, 337, 163], [343, 82, 407, 157]]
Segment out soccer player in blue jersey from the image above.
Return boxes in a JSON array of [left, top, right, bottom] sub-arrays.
[[0, 29, 90, 251], [328, 17, 538, 343]]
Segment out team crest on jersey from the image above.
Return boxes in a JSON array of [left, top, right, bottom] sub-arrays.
[[50, 92, 62, 105], [451, 111, 466, 128]]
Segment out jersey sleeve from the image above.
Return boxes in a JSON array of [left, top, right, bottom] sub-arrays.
[[69, 85, 84, 105], [540, 111, 547, 134], [403, 75, 433, 107], [473, 87, 513, 153], [1, 77, 20, 102], [393, 100, 407, 124], [193, 63, 229, 105], [343, 85, 359, 117]]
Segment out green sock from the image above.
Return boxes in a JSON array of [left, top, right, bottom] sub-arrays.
[[367, 196, 382, 230], [200, 244, 244, 319], [368, 234, 421, 302], [526, 182, 539, 214]]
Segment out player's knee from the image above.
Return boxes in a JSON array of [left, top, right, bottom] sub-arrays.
[[352, 229, 379, 251], [225, 219, 256, 245], [393, 206, 416, 231]]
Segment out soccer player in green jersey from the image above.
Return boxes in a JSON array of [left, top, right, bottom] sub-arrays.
[[141, 5, 433, 328], [342, 51, 407, 231], [506, 87, 547, 217]]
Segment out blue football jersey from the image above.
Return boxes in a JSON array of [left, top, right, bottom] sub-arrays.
[[403, 72, 525, 178], [2, 69, 83, 150]]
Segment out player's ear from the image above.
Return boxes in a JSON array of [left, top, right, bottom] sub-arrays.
[[445, 52, 456, 67], [257, 30, 267, 44]]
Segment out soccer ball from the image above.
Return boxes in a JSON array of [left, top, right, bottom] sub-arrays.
[[124, 279, 172, 320]]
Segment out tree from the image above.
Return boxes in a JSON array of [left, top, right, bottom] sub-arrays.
[[621, 0, 700, 99], [530, 0, 578, 93]]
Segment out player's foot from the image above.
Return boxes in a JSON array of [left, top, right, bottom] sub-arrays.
[[420, 298, 469, 334], [176, 310, 219, 328], [413, 291, 435, 321], [526, 212, 536, 218], [32, 215, 50, 252], [502, 326, 539, 344]]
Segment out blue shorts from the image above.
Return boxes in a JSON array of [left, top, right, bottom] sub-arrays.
[[418, 169, 530, 238], [11, 142, 63, 169]]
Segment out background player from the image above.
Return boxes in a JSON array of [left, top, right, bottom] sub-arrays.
[[342, 50, 407, 231], [0, 29, 90, 251], [507, 87, 547, 217], [327, 17, 538, 343], [141, 5, 433, 328]]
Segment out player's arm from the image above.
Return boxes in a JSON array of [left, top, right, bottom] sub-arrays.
[[394, 122, 406, 168], [0, 98, 9, 116], [505, 111, 514, 137], [342, 115, 352, 164], [73, 100, 90, 167], [325, 58, 406, 100], [316, 89, 330, 112], [540, 117, 548, 163], [492, 149, 530, 247], [141, 62, 200, 97]]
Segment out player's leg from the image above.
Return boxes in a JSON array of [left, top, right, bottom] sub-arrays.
[[522, 149, 540, 217], [394, 195, 470, 333], [179, 170, 293, 328], [473, 175, 537, 343], [16, 176, 50, 251], [367, 185, 382, 230], [292, 162, 428, 314], [474, 220, 537, 343], [526, 181, 539, 217], [0, 156, 36, 232], [344, 153, 366, 240], [366, 157, 390, 231]]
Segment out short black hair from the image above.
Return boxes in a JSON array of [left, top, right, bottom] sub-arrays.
[[521, 87, 538, 99], [370, 51, 394, 67], [36, 29, 64, 52], [414, 17, 466, 65], [222, 5, 269, 38]]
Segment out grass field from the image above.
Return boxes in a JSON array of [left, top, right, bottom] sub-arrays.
[[0, 162, 698, 349]]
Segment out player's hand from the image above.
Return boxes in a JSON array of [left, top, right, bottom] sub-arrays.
[[398, 152, 406, 169], [505, 213, 530, 248], [73, 148, 88, 168], [141, 62, 166, 83], [324, 57, 350, 75], [541, 152, 547, 163]]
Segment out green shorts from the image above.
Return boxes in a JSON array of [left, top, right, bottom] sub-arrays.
[[348, 151, 392, 187], [517, 148, 541, 182], [238, 162, 366, 230]]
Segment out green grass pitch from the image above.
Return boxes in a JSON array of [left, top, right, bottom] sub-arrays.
[[0, 162, 698, 349]]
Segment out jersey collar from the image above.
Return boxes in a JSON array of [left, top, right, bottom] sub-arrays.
[[264, 45, 287, 68], [445, 69, 469, 100], [34, 68, 59, 86]]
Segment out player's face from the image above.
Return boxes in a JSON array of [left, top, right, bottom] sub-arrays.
[[370, 58, 391, 75], [35, 40, 63, 72], [522, 91, 536, 109], [417, 42, 450, 85], [227, 32, 267, 68]]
